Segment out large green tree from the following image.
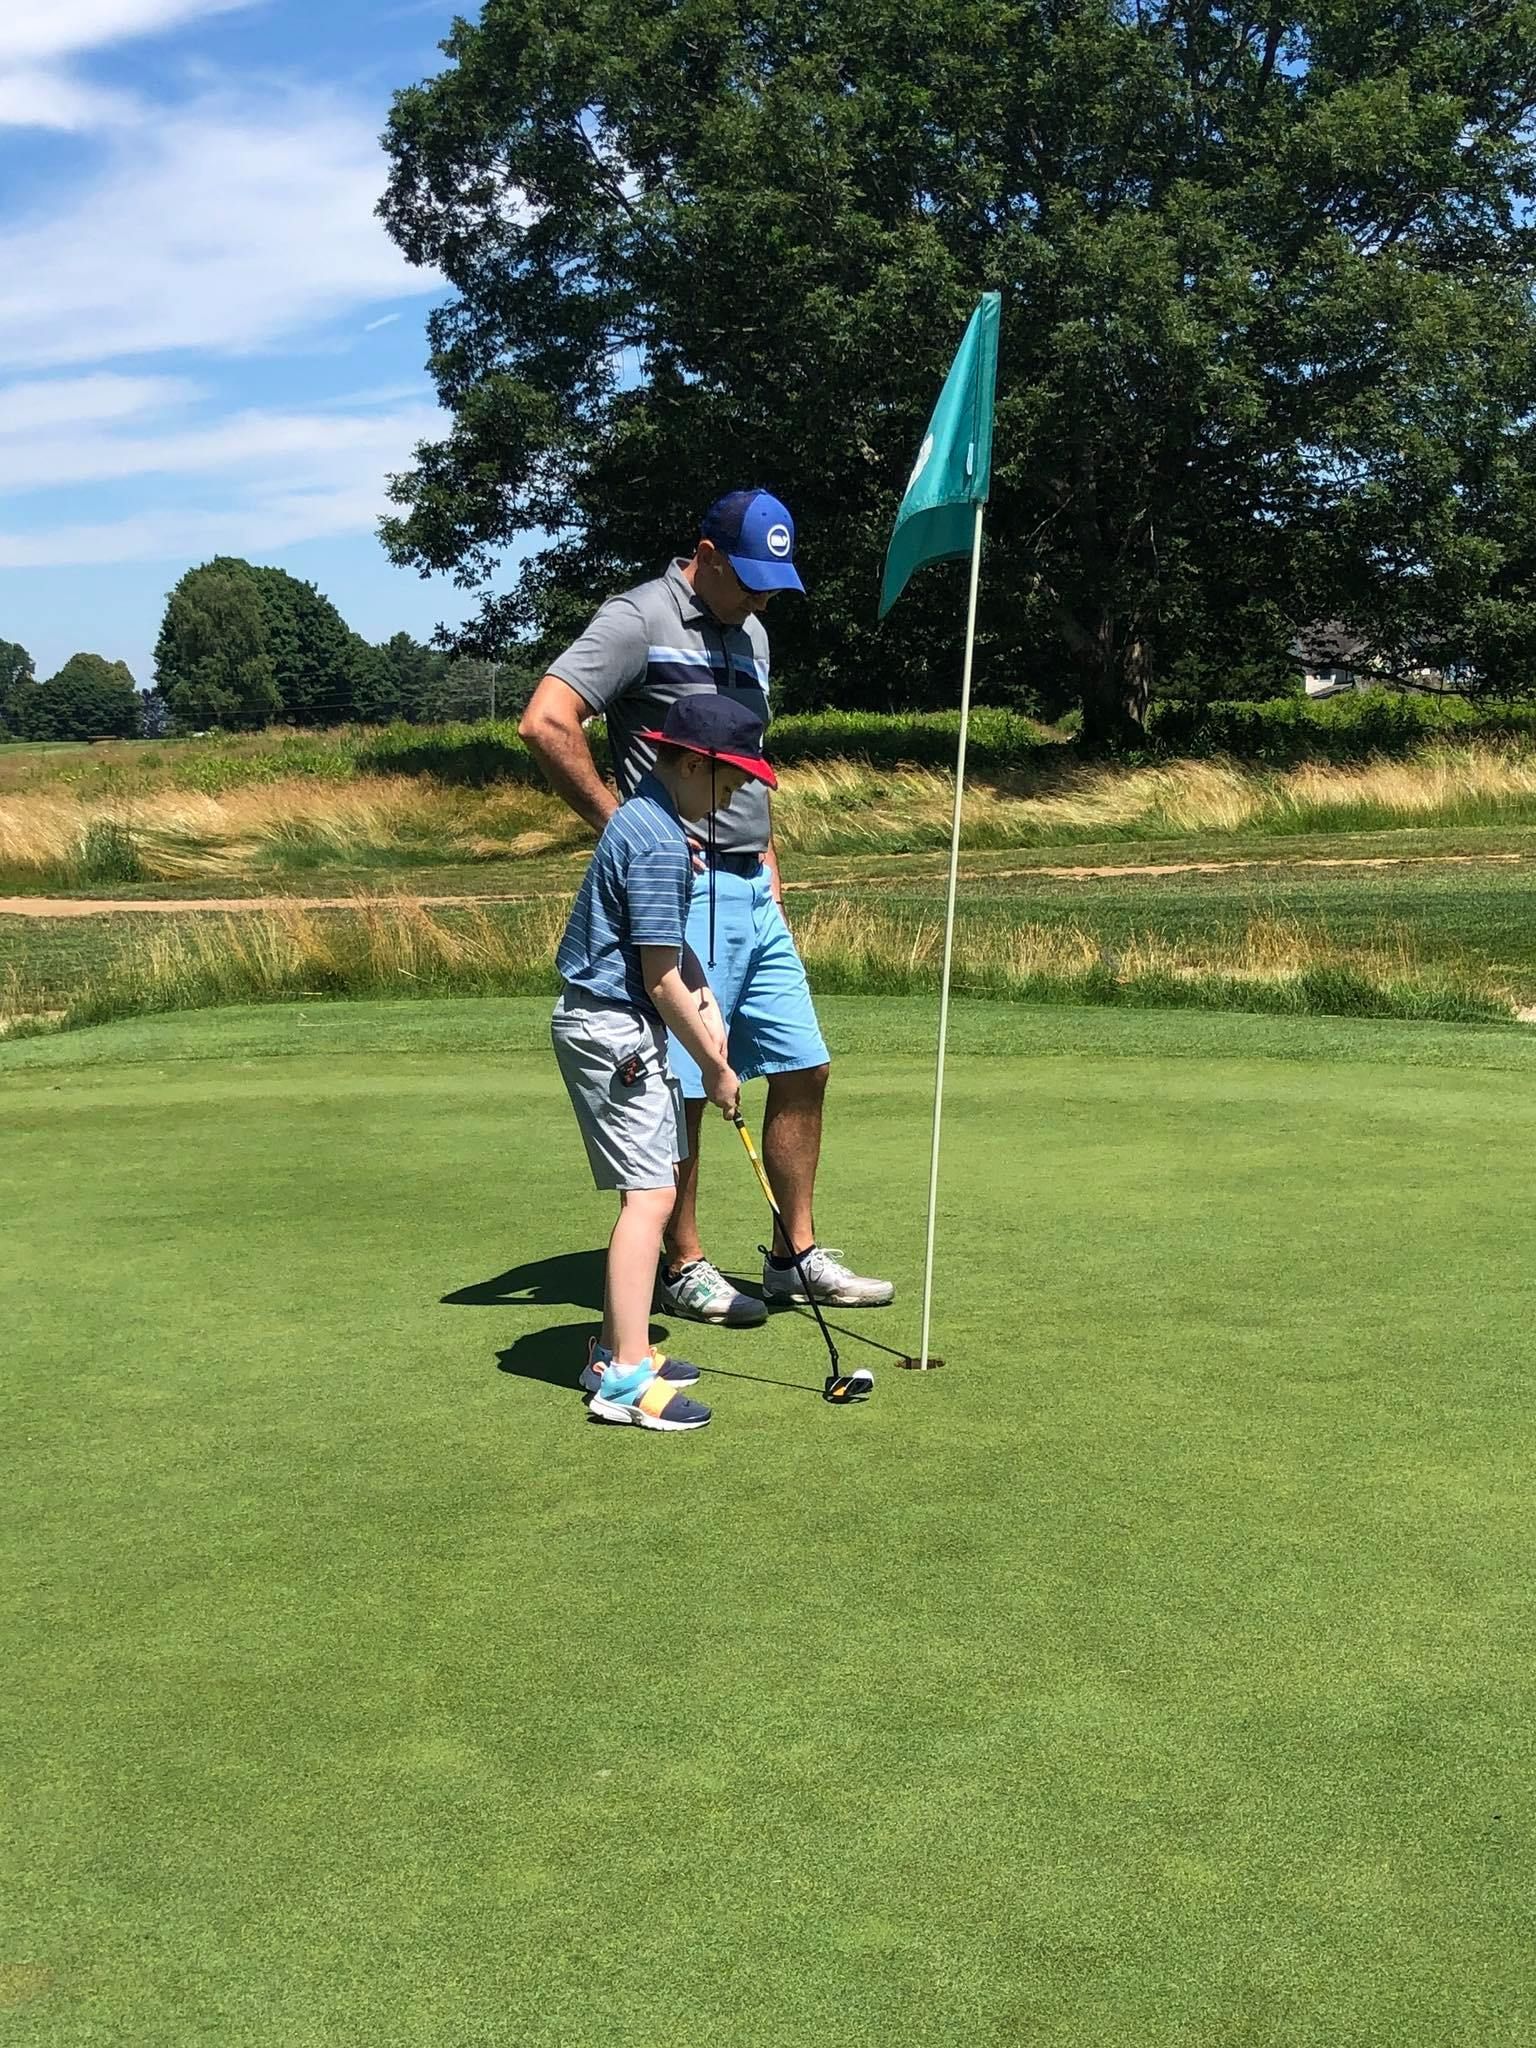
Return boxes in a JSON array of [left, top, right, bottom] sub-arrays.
[[379, 0, 1536, 744], [155, 561, 280, 732], [27, 654, 142, 740], [249, 566, 359, 726]]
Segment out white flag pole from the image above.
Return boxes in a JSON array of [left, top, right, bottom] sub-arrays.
[[918, 500, 985, 1371]]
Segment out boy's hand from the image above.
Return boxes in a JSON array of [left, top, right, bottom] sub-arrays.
[[705, 1059, 741, 1117]]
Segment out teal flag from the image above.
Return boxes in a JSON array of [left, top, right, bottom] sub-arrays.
[[878, 292, 1001, 619]]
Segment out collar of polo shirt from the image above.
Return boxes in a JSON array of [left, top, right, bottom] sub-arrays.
[[667, 557, 711, 624]]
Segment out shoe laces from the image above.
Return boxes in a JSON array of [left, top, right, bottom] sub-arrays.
[[803, 1246, 851, 1280]]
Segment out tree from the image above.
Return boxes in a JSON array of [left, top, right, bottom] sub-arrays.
[[0, 637, 35, 737], [377, 631, 449, 722], [155, 560, 280, 731], [248, 566, 358, 726], [29, 654, 142, 740], [379, 0, 1536, 746], [347, 635, 402, 724], [139, 686, 174, 739]]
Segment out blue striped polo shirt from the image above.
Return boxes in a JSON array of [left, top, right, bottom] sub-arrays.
[[556, 773, 694, 1018], [547, 559, 772, 856]]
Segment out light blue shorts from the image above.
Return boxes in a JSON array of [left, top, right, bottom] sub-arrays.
[[669, 861, 831, 1099]]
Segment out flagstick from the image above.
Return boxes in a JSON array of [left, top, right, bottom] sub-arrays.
[[918, 501, 985, 1371]]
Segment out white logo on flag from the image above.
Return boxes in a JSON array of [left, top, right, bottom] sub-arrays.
[[907, 433, 935, 495], [766, 523, 792, 558]]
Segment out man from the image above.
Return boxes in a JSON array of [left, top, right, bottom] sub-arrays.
[[520, 487, 893, 1325]]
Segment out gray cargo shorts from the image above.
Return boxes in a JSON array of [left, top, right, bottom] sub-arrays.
[[551, 985, 689, 1192]]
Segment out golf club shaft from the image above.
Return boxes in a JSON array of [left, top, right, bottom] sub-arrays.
[[731, 1112, 839, 1374]]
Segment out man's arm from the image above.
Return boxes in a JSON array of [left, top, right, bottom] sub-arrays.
[[519, 675, 620, 836]]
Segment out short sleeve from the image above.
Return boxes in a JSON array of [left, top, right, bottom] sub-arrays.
[[624, 838, 691, 950], [546, 596, 649, 713]]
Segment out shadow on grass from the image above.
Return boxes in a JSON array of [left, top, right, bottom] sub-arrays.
[[457, 1248, 829, 1396], [444, 1249, 607, 1313], [494, 1324, 825, 1398]]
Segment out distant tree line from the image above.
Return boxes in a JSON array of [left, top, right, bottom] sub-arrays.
[[151, 557, 532, 733], [1, 557, 533, 743], [0, 641, 141, 742]]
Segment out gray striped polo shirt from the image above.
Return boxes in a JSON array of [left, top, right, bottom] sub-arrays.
[[555, 773, 694, 1019], [548, 558, 772, 855]]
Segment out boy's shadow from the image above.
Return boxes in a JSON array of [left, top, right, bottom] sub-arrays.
[[442, 1249, 765, 1320], [442, 1250, 607, 1314], [449, 1248, 818, 1395]]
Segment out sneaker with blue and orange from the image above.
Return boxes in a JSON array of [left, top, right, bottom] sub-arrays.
[[588, 1355, 712, 1432], [578, 1336, 701, 1396]]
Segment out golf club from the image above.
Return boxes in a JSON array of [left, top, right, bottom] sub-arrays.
[[730, 1110, 873, 1404]]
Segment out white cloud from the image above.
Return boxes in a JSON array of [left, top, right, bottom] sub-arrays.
[[0, 66, 138, 128], [0, 383, 443, 566], [0, 482, 397, 568], [0, 395, 442, 493], [0, 86, 437, 367], [0, 1, 253, 66], [364, 313, 402, 333], [0, 372, 197, 436]]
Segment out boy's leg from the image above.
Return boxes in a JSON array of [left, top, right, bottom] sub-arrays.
[[603, 1184, 676, 1364]]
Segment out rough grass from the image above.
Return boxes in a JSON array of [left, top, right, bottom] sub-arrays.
[[10, 743, 1536, 888], [0, 892, 1513, 1036]]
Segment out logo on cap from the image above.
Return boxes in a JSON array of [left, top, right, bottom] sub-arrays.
[[765, 523, 792, 559]]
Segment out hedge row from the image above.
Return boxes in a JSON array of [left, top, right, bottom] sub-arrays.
[[353, 708, 1064, 785], [1147, 693, 1536, 765]]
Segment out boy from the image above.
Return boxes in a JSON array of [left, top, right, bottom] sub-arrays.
[[551, 695, 778, 1430]]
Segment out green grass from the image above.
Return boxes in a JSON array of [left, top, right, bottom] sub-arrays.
[[5, 997, 1536, 2044]]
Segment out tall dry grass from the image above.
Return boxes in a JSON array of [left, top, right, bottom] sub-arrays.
[[7, 743, 1536, 889], [0, 777, 587, 885], [4, 894, 1512, 1035], [770, 744, 1536, 853]]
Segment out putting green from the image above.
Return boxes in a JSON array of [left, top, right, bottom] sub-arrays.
[[5, 999, 1536, 2045]]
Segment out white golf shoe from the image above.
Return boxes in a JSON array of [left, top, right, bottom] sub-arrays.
[[658, 1256, 767, 1326], [761, 1247, 894, 1309]]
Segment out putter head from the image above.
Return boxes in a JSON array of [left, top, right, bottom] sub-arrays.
[[895, 1356, 946, 1370], [823, 1367, 875, 1405]]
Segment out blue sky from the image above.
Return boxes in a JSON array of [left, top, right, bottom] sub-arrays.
[[0, 0, 492, 691]]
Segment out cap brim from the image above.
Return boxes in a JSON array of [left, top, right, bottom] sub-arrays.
[[728, 553, 805, 594], [637, 731, 778, 789]]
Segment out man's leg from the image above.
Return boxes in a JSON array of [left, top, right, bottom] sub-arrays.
[[761, 1062, 829, 1255], [736, 881, 893, 1308], [664, 1098, 708, 1269]]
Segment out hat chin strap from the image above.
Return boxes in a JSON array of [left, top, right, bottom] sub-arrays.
[[707, 758, 717, 968]]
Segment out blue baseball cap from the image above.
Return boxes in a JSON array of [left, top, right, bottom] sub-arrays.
[[699, 488, 806, 595]]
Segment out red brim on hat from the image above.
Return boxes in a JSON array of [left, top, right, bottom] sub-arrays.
[[638, 731, 778, 789]]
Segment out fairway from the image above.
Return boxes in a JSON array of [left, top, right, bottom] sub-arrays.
[[5, 999, 1536, 2044]]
